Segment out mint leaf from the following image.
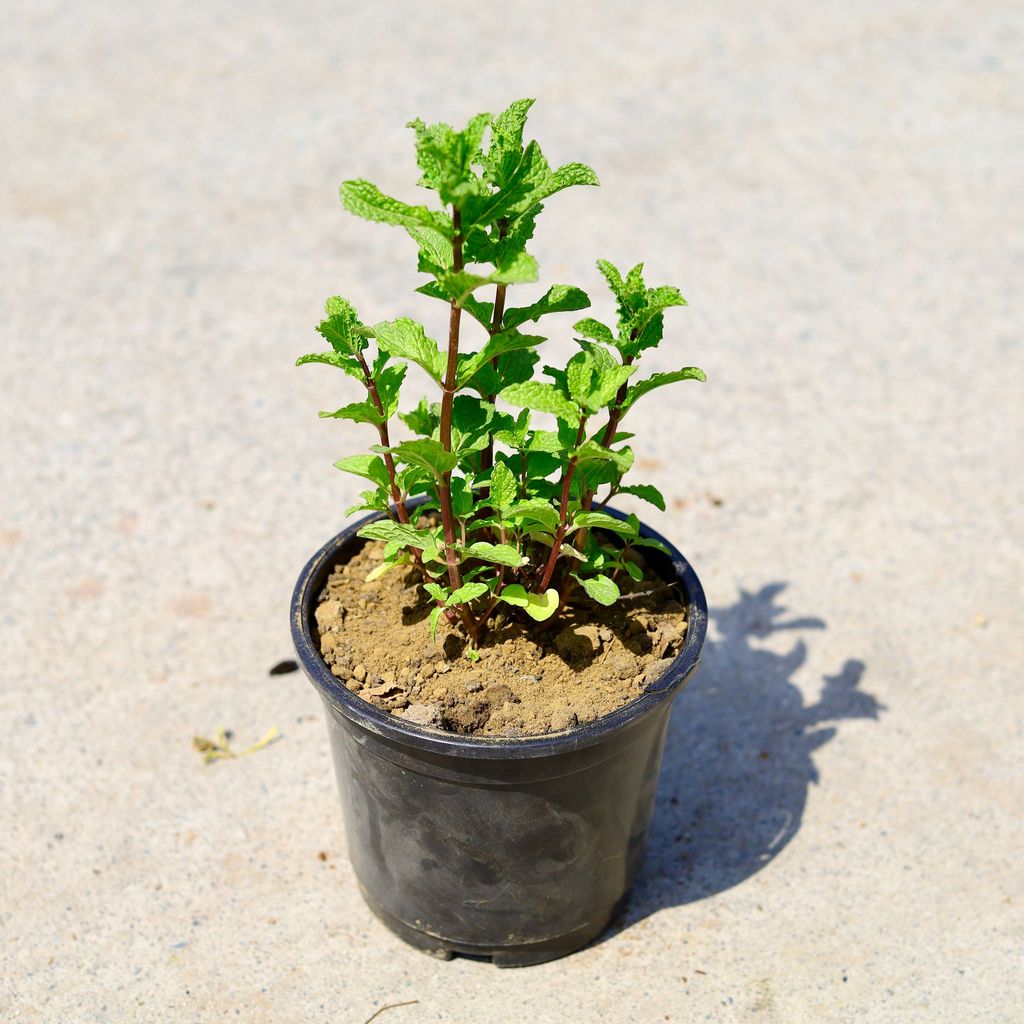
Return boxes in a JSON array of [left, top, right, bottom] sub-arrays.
[[622, 367, 706, 413], [500, 381, 580, 425], [373, 318, 446, 382], [465, 541, 527, 567], [572, 317, 616, 345], [340, 179, 451, 234], [357, 520, 434, 549], [376, 439, 458, 479], [399, 398, 439, 436], [445, 581, 489, 606], [333, 454, 391, 489], [571, 510, 640, 536], [574, 573, 620, 606], [489, 461, 517, 510], [483, 97, 535, 187], [503, 285, 591, 330], [458, 331, 546, 387], [295, 351, 364, 380], [497, 584, 560, 621], [319, 399, 385, 426], [572, 440, 634, 473], [618, 484, 666, 511]]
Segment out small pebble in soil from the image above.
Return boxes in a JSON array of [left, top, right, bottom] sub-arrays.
[[353, 664, 367, 682]]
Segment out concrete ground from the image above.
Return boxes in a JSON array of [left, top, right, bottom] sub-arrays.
[[2, 1, 1021, 1020]]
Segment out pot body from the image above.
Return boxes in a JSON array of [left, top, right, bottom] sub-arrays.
[[292, 508, 707, 966]]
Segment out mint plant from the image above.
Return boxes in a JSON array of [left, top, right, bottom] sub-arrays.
[[299, 99, 705, 650]]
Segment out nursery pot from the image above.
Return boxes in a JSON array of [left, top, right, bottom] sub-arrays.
[[291, 507, 707, 966]]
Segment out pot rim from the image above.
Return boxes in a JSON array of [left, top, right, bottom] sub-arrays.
[[291, 505, 707, 760]]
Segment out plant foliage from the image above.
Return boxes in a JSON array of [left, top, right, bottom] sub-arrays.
[[299, 99, 705, 648]]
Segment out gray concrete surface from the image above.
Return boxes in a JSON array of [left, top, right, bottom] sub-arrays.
[[2, 1, 1021, 1020]]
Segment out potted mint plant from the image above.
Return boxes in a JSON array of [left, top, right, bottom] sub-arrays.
[[291, 99, 708, 965]]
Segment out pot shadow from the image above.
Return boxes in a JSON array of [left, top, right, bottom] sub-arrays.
[[604, 581, 883, 935]]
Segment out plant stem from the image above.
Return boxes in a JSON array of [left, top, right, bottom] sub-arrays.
[[535, 417, 588, 592], [436, 207, 477, 639], [479, 219, 510, 484], [355, 352, 411, 524]]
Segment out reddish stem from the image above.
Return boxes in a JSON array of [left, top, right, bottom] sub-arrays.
[[535, 417, 588, 592]]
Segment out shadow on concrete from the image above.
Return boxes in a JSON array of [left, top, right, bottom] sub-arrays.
[[608, 581, 883, 933]]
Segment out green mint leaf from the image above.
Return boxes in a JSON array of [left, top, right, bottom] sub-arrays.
[[423, 582, 447, 603], [357, 520, 434, 549], [333, 454, 391, 489], [458, 330, 546, 388], [319, 399, 385, 426], [571, 510, 640, 536], [295, 351, 364, 380], [573, 317, 616, 345], [340, 179, 451, 234], [550, 162, 600, 189], [405, 225, 454, 273], [618, 484, 667, 511], [622, 367, 706, 413], [316, 296, 372, 355], [373, 363, 407, 418], [489, 461, 517, 510], [373, 318, 446, 382], [445, 581, 489, 607], [503, 285, 591, 330], [483, 97, 535, 187], [629, 535, 672, 556], [573, 440, 634, 473], [490, 250, 539, 285], [500, 381, 580, 425], [573, 573, 620, 606], [376, 439, 458, 479], [497, 584, 560, 621], [508, 499, 560, 530], [469, 348, 540, 397], [407, 113, 491, 206], [429, 605, 443, 643], [416, 279, 493, 327], [465, 541, 527, 567], [399, 398, 440, 437]]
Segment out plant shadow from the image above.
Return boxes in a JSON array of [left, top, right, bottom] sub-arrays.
[[603, 581, 883, 934]]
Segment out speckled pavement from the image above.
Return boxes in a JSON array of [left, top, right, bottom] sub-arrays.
[[2, 2, 1021, 1021]]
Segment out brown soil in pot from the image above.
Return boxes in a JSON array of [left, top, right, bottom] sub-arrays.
[[313, 539, 689, 737]]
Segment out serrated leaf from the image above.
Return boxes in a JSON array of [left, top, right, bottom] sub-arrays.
[[500, 381, 580, 425], [399, 398, 440, 437], [573, 317, 616, 345], [622, 367, 706, 413], [465, 541, 527, 567], [333, 454, 391, 489], [507, 499, 560, 529], [376, 438, 458, 479], [319, 399, 385, 426], [423, 582, 447, 603], [295, 351, 365, 379], [503, 285, 591, 331], [629, 535, 672, 555], [406, 225, 454, 273], [445, 581, 489, 606], [373, 318, 446, 382], [489, 461, 517, 510], [340, 179, 451, 234], [550, 162, 600, 190], [572, 440, 634, 472], [497, 584, 560, 621], [618, 484, 666, 511], [316, 296, 372, 356], [571, 511, 640, 536], [483, 97, 535, 187], [458, 330, 546, 387], [623, 560, 644, 582], [357, 520, 434, 549], [574, 573, 620, 606]]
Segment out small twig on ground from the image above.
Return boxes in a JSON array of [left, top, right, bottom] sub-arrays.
[[192, 726, 280, 764], [361, 1000, 420, 1024]]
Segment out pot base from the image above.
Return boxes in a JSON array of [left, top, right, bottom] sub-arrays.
[[360, 885, 624, 967]]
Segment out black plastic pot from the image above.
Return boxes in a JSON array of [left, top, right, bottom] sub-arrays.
[[291, 507, 707, 966]]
